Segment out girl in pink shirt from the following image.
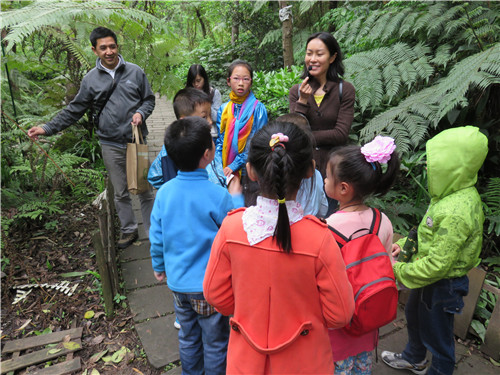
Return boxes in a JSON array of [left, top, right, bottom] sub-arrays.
[[324, 136, 400, 374]]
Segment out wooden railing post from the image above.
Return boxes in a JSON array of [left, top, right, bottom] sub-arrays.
[[92, 178, 121, 318]]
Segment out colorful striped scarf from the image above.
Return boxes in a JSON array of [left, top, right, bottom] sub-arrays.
[[220, 90, 259, 171]]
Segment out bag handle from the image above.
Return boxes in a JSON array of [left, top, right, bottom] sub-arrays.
[[131, 124, 145, 145]]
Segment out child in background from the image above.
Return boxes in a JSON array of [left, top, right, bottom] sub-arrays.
[[324, 136, 400, 374], [382, 126, 488, 375], [147, 88, 226, 189], [185, 64, 222, 135], [216, 59, 268, 179], [204, 121, 354, 374], [276, 113, 328, 217]]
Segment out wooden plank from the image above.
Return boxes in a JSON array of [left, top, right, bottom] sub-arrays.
[[6, 351, 20, 375], [454, 267, 486, 340], [482, 286, 500, 361], [0, 339, 82, 374], [28, 357, 81, 375], [2, 328, 83, 354]]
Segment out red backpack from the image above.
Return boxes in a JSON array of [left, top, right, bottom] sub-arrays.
[[329, 208, 398, 336]]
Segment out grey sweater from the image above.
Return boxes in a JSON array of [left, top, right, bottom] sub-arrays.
[[43, 56, 155, 145]]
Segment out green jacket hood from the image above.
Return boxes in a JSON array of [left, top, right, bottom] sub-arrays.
[[426, 126, 488, 199]]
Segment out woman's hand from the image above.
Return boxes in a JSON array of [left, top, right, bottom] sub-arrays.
[[298, 76, 312, 104]]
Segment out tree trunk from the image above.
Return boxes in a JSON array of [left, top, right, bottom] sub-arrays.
[[280, 1, 294, 69], [328, 1, 338, 32], [195, 7, 207, 38], [231, 0, 240, 60]]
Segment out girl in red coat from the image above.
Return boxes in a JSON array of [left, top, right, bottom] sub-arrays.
[[204, 121, 355, 374]]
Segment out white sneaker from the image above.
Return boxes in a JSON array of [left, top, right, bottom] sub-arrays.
[[381, 351, 428, 375], [174, 318, 181, 330]]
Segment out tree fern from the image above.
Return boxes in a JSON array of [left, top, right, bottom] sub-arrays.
[[360, 43, 500, 153], [334, 1, 499, 55], [2, 0, 170, 52], [344, 42, 434, 112]]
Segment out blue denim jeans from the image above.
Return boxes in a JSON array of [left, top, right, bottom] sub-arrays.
[[172, 292, 229, 375], [402, 276, 469, 375]]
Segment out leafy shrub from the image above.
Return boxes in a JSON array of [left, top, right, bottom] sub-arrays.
[[252, 66, 303, 121]]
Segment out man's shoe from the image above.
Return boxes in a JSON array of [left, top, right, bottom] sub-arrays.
[[117, 230, 139, 249], [381, 351, 428, 375]]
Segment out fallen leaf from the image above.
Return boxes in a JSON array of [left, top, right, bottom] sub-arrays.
[[85, 310, 95, 319], [90, 349, 108, 363], [16, 319, 32, 331], [63, 341, 81, 350], [60, 271, 88, 278], [91, 334, 105, 345], [490, 357, 500, 367], [91, 369, 101, 375], [48, 348, 62, 354], [111, 346, 131, 363]]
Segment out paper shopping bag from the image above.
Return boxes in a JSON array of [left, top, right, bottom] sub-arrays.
[[126, 125, 151, 195]]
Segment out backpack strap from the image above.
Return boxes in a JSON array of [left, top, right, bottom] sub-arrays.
[[339, 79, 343, 103], [327, 207, 382, 248], [369, 207, 382, 236], [328, 225, 348, 249]]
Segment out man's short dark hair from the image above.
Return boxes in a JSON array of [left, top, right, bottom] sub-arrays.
[[173, 88, 211, 120], [164, 117, 213, 171], [90, 27, 118, 48]]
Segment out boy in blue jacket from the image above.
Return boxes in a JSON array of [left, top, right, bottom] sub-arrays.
[[150, 116, 243, 374], [147, 88, 226, 189]]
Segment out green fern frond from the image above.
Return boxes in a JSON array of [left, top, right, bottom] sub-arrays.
[[382, 7, 412, 42], [44, 27, 92, 71], [399, 10, 420, 38], [260, 29, 282, 48], [2, 0, 168, 52], [430, 44, 454, 68], [345, 42, 435, 113], [484, 178, 500, 215], [357, 12, 378, 41], [298, 0, 317, 15], [383, 64, 401, 103], [360, 43, 500, 151]]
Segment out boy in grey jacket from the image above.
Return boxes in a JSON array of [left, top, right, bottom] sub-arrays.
[[28, 27, 155, 248]]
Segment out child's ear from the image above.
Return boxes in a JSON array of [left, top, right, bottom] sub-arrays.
[[339, 181, 351, 196], [246, 162, 259, 182], [227, 77, 231, 86]]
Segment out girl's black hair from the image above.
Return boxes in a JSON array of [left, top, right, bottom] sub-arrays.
[[186, 64, 212, 97], [248, 121, 314, 253], [164, 117, 213, 171], [227, 59, 254, 80], [301, 31, 345, 82], [327, 144, 400, 200]]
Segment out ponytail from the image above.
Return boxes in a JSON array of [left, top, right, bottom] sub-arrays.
[[264, 145, 293, 252], [247, 122, 314, 253]]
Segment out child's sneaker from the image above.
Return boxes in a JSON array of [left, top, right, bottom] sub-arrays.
[[174, 317, 181, 330], [381, 351, 428, 375]]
